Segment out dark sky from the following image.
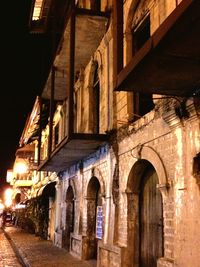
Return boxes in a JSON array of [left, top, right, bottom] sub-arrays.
[[0, 1, 45, 195]]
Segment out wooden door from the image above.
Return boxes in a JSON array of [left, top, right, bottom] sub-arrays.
[[62, 186, 74, 251], [87, 177, 101, 259], [139, 167, 163, 267]]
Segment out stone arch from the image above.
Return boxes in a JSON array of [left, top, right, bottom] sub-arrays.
[[87, 59, 101, 133], [124, 159, 164, 267], [91, 167, 106, 197], [94, 50, 103, 74], [83, 174, 104, 260], [128, 145, 169, 197], [62, 184, 75, 251], [124, 0, 146, 62], [124, 0, 155, 119], [87, 176, 101, 202], [125, 0, 151, 34], [66, 184, 75, 202], [87, 53, 103, 94], [68, 178, 77, 199], [125, 0, 140, 34], [84, 167, 106, 198], [87, 59, 99, 86]]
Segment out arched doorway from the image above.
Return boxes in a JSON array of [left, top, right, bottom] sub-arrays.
[[86, 176, 102, 260], [127, 160, 163, 267], [15, 193, 21, 204], [62, 185, 74, 251], [37, 181, 56, 240], [139, 162, 163, 266]]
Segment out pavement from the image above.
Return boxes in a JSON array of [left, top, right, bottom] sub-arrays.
[[0, 228, 22, 267], [3, 225, 96, 267]]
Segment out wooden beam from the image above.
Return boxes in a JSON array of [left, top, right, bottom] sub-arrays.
[[68, 0, 75, 135], [113, 0, 123, 87]]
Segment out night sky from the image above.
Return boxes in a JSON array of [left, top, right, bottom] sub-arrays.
[[0, 1, 45, 196]]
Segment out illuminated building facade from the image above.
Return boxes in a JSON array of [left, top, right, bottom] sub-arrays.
[[9, 1, 200, 266]]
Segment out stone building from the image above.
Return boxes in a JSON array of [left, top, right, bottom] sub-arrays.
[[10, 0, 200, 266]]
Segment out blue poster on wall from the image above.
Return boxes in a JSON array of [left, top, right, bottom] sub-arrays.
[[96, 206, 103, 239]]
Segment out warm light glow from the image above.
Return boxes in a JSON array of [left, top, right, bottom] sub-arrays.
[[4, 188, 13, 208], [14, 162, 28, 174], [6, 169, 13, 182], [5, 199, 12, 208], [32, 0, 44, 20], [15, 203, 26, 209], [0, 202, 4, 211], [5, 188, 13, 199]]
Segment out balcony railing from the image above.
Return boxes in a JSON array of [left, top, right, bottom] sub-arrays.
[[38, 98, 107, 172], [36, 3, 109, 172]]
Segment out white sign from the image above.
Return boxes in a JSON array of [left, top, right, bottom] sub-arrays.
[[96, 206, 103, 239]]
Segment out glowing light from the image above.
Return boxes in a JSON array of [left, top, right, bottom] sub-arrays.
[[4, 188, 13, 208], [32, 0, 44, 20], [0, 202, 4, 211], [6, 169, 13, 183], [5, 188, 13, 198], [5, 199, 12, 208], [14, 162, 28, 174], [15, 203, 26, 209]]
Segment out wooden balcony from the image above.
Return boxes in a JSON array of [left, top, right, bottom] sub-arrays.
[[36, 5, 109, 172], [38, 133, 107, 172], [115, 0, 200, 97], [42, 7, 109, 100]]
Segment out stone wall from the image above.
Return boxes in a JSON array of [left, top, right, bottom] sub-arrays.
[[53, 1, 200, 266], [116, 99, 200, 267]]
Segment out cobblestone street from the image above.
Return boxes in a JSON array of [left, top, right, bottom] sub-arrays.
[[1, 226, 96, 267], [0, 228, 22, 267]]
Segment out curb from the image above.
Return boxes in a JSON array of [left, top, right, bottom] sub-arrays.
[[3, 228, 31, 267]]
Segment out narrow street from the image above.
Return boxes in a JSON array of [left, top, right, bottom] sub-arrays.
[[0, 228, 23, 267], [1, 225, 96, 267]]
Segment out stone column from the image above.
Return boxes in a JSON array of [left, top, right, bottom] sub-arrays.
[[54, 180, 62, 247]]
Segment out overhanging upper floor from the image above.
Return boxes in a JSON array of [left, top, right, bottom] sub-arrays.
[[36, 5, 109, 172], [38, 133, 107, 172], [42, 8, 109, 100], [115, 0, 200, 97]]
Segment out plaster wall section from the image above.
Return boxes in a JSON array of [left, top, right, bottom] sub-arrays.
[[58, 144, 118, 260], [172, 109, 200, 267], [74, 23, 113, 134]]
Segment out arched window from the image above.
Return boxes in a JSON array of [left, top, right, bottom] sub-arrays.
[[92, 63, 100, 133], [132, 14, 154, 120]]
